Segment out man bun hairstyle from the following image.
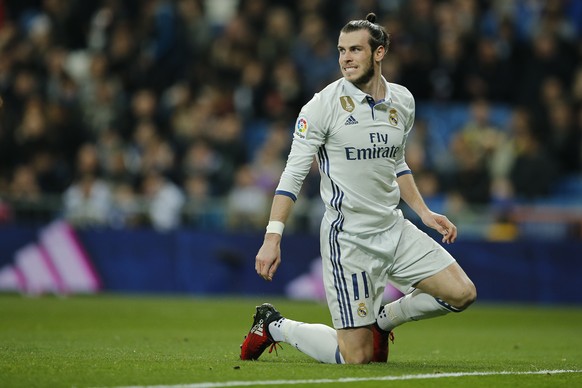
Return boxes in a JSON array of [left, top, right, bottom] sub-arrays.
[[366, 12, 377, 23], [341, 12, 390, 52]]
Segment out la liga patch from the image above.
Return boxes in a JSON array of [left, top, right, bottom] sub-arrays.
[[295, 117, 309, 139]]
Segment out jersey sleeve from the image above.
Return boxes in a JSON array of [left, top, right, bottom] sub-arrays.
[[395, 92, 415, 177], [275, 94, 328, 201]]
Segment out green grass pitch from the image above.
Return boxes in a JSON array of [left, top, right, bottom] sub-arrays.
[[1, 294, 581, 387]]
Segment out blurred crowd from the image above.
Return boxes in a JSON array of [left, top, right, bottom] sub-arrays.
[[0, 0, 581, 233]]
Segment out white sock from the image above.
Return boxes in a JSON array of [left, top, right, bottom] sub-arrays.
[[377, 289, 459, 332], [269, 318, 344, 364]]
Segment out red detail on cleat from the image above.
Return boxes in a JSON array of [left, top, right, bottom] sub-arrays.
[[240, 303, 282, 360], [268, 342, 283, 356], [240, 322, 273, 360], [372, 324, 394, 363]]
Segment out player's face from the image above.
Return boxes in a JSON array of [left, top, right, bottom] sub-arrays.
[[338, 30, 376, 86]]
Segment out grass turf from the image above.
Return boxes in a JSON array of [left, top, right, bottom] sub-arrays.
[[0, 294, 581, 388]]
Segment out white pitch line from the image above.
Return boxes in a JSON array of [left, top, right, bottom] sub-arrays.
[[111, 369, 582, 388]]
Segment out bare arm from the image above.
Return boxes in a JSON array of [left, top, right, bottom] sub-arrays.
[[255, 194, 296, 281], [397, 173, 457, 244]]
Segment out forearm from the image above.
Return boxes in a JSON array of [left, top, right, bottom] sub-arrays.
[[398, 173, 457, 243], [397, 173, 431, 218], [264, 194, 296, 240], [268, 194, 295, 223], [257, 194, 294, 281]]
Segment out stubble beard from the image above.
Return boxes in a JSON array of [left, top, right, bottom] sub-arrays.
[[351, 55, 376, 88]]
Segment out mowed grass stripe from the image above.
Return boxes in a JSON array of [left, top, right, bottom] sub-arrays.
[[111, 370, 582, 388], [1, 295, 581, 388]]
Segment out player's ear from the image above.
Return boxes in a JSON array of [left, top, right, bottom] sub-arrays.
[[375, 45, 386, 61]]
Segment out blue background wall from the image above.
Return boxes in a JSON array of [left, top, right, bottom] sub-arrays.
[[1, 224, 580, 304]]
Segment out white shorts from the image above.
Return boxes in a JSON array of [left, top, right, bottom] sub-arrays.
[[320, 217, 456, 329]]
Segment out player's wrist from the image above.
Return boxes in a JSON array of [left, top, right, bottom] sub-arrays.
[[265, 220, 285, 236]]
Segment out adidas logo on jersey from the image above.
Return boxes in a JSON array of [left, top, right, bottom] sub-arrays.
[[344, 115, 358, 125]]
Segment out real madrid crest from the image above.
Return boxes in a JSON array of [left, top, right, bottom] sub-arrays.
[[389, 108, 398, 126], [357, 302, 368, 318], [340, 96, 355, 112]]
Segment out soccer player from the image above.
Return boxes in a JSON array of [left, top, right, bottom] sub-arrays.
[[240, 13, 477, 364]]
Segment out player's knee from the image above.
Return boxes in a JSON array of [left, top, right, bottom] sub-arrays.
[[340, 344, 373, 364], [453, 281, 477, 310], [441, 280, 477, 311], [342, 350, 372, 364]]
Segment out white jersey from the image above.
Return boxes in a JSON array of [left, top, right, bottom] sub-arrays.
[[276, 76, 415, 235]]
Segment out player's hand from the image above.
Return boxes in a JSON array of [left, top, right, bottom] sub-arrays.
[[421, 211, 457, 244], [255, 234, 282, 281]]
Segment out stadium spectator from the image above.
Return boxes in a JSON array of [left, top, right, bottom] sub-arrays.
[[488, 108, 528, 206], [573, 66, 582, 104], [140, 169, 185, 231], [181, 140, 223, 194], [62, 172, 112, 227], [509, 115, 558, 200], [76, 53, 125, 139], [292, 13, 339, 98], [233, 60, 268, 122], [122, 88, 164, 140], [206, 112, 249, 195], [545, 99, 581, 174], [125, 120, 175, 178], [7, 164, 44, 221], [225, 164, 268, 230], [449, 99, 506, 205], [395, 0, 437, 100], [263, 57, 303, 121], [177, 0, 212, 60], [463, 36, 514, 102], [518, 32, 574, 111], [182, 173, 220, 228], [95, 128, 134, 186], [250, 120, 291, 195], [429, 32, 466, 101], [256, 6, 295, 66], [132, 0, 188, 94], [0, 0, 580, 234], [208, 13, 256, 86], [109, 182, 142, 229], [61, 142, 111, 227]]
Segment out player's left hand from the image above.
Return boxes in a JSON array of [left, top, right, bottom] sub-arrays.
[[255, 234, 282, 281], [421, 211, 457, 244]]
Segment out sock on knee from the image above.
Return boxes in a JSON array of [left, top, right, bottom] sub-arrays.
[[376, 289, 459, 332]]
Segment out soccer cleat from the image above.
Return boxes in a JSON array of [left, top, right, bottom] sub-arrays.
[[371, 323, 394, 362], [240, 303, 283, 360]]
